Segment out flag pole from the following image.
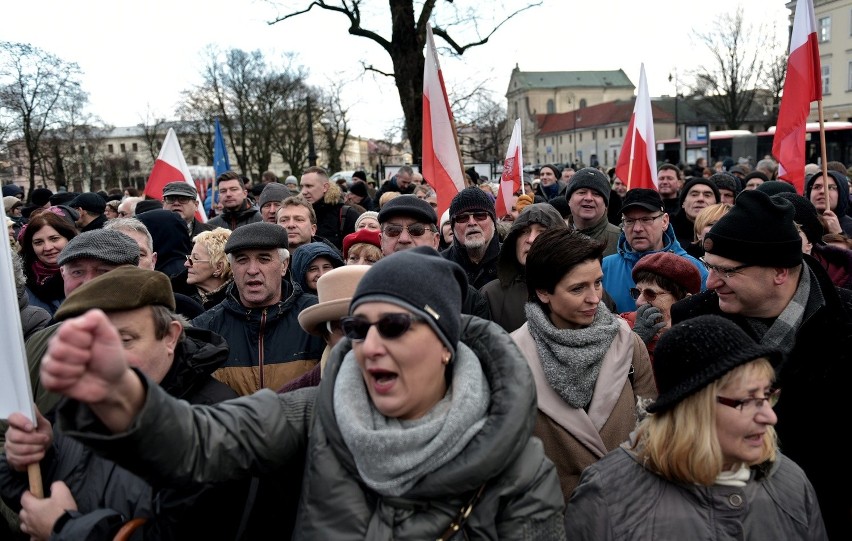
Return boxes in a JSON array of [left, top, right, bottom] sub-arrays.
[[28, 463, 43, 498], [818, 100, 828, 180]]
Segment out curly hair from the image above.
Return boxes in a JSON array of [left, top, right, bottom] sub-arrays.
[[193, 227, 233, 281]]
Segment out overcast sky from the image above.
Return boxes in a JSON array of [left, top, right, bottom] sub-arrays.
[[6, 0, 789, 140]]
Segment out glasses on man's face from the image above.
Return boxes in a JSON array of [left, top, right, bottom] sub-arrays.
[[185, 254, 211, 267], [118, 211, 130, 217], [164, 196, 194, 204], [382, 223, 429, 237], [699, 257, 752, 278], [629, 287, 668, 301], [340, 313, 423, 341], [622, 214, 664, 228], [454, 211, 490, 224], [716, 388, 780, 412]]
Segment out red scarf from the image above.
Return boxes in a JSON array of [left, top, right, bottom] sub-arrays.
[[31, 259, 60, 286]]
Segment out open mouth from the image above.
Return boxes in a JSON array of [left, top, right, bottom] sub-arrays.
[[367, 368, 398, 393]]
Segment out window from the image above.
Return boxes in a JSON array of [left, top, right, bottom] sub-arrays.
[[592, 131, 596, 140], [192, 156, 199, 165], [547, 99, 555, 114], [620, 127, 623, 137], [579, 98, 587, 108], [132, 143, 138, 151], [823, 64, 831, 95], [848, 61, 852, 91], [108, 144, 114, 153], [120, 143, 126, 152], [819, 16, 831, 42], [579, 133, 583, 142], [133, 160, 140, 171]]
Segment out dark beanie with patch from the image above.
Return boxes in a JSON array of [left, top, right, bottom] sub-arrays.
[[449, 186, 496, 222], [350, 245, 467, 357], [704, 189, 802, 268], [566, 167, 611, 206]]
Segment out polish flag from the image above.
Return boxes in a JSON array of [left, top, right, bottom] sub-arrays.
[[144, 128, 207, 223], [497, 119, 523, 218], [422, 24, 464, 220], [773, 0, 821, 194], [615, 63, 658, 191]]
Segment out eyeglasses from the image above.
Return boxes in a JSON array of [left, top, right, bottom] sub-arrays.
[[185, 254, 211, 266], [699, 257, 752, 278], [118, 211, 130, 217], [717, 388, 780, 412], [622, 214, 664, 228], [164, 195, 194, 204], [382, 223, 430, 237], [340, 313, 423, 341], [454, 211, 490, 224], [629, 287, 668, 301]]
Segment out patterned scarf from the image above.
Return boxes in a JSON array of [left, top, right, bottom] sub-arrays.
[[746, 265, 814, 354], [525, 302, 621, 409], [31, 259, 60, 286], [334, 343, 490, 497]]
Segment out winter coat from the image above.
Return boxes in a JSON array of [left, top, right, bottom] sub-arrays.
[[812, 242, 852, 289], [191, 279, 325, 396], [25, 273, 64, 316], [189, 217, 216, 239], [55, 316, 567, 541], [19, 283, 51, 338], [511, 319, 657, 504], [441, 234, 501, 290], [290, 242, 345, 295], [207, 200, 262, 230], [137, 209, 192, 278], [670, 255, 852, 540], [563, 447, 827, 540], [312, 196, 360, 251], [569, 214, 621, 258], [0, 329, 249, 541], [601, 223, 708, 313]]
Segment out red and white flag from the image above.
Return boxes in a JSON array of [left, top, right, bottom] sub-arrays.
[[773, 0, 821, 194], [497, 118, 523, 217], [143, 128, 207, 223], [422, 24, 464, 220], [615, 63, 658, 191]]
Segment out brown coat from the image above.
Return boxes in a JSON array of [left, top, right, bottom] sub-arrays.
[[511, 318, 657, 505]]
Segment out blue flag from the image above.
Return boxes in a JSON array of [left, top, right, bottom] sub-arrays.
[[213, 117, 231, 178]]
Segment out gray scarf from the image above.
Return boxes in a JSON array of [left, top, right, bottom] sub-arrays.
[[333, 343, 490, 497], [746, 264, 815, 353], [525, 302, 621, 409]]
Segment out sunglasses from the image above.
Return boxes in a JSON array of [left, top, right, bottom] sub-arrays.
[[629, 287, 668, 301], [382, 223, 429, 237], [454, 211, 490, 224], [340, 313, 423, 341]]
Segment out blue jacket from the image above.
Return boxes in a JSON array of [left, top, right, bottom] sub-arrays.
[[601, 224, 708, 313]]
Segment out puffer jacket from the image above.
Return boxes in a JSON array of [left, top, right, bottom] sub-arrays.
[[55, 316, 567, 540], [0, 329, 249, 540], [564, 447, 826, 540], [601, 223, 708, 313], [207, 199, 262, 231], [191, 279, 325, 395]]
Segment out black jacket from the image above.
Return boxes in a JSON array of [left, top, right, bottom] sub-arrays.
[[441, 234, 501, 290], [312, 200, 359, 250]]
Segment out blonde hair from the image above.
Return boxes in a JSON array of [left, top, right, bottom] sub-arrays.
[[693, 202, 732, 242], [346, 243, 383, 265], [631, 359, 777, 485], [379, 191, 401, 209], [193, 227, 233, 281]]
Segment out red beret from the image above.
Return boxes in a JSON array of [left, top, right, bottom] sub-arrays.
[[632, 252, 701, 295], [342, 228, 381, 259]]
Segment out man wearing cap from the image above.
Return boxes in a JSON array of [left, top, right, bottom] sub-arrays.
[[257, 182, 291, 224], [69, 192, 107, 232], [534, 164, 567, 202], [566, 167, 621, 257], [670, 188, 852, 540], [601, 188, 708, 313], [442, 186, 501, 290], [162, 180, 215, 238], [1, 267, 248, 540], [378, 195, 490, 319], [190, 221, 325, 395], [345, 180, 374, 211], [207, 171, 262, 230]]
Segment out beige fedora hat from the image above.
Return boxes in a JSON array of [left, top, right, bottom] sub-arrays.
[[298, 265, 370, 335]]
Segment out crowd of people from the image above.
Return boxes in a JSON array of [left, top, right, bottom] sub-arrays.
[[1, 155, 849, 540]]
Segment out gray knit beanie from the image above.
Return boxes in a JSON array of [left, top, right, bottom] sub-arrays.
[[350, 246, 467, 357], [566, 167, 611, 206], [58, 229, 140, 267], [258, 183, 291, 210]]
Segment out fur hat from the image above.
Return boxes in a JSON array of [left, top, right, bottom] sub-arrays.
[[632, 252, 701, 295], [772, 192, 824, 246], [298, 265, 370, 336], [704, 189, 802, 268], [58, 229, 140, 267], [566, 167, 611, 206], [257, 183, 290, 210], [647, 315, 782, 413], [377, 195, 437, 225], [449, 186, 496, 223], [225, 221, 289, 253], [69, 192, 106, 214], [162, 181, 198, 199], [55, 266, 175, 321], [350, 246, 467, 356], [342, 228, 381, 260]]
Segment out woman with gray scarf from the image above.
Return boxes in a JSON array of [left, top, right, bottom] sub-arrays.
[[511, 228, 657, 505], [34, 246, 567, 540]]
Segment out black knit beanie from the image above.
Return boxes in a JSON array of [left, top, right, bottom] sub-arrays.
[[772, 192, 824, 246], [449, 186, 496, 223], [350, 246, 467, 356], [755, 180, 797, 196], [708, 173, 740, 196], [566, 167, 611, 206], [648, 315, 782, 413], [703, 189, 802, 268], [679, 178, 720, 208]]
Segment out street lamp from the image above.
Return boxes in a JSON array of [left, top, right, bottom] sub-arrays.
[[306, 96, 317, 167], [668, 70, 682, 164]]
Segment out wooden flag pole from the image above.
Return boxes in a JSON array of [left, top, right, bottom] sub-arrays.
[[28, 463, 43, 498], [818, 100, 828, 181]]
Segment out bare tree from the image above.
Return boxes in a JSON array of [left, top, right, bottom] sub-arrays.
[[265, 0, 541, 165], [0, 41, 87, 196], [317, 81, 352, 173], [689, 6, 773, 130], [453, 88, 507, 165], [139, 107, 169, 162], [273, 84, 319, 177]]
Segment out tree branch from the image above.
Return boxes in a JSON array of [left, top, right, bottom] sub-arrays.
[[267, 0, 392, 53], [431, 1, 541, 54]]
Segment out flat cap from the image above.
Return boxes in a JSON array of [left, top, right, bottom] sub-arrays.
[[377, 195, 437, 225], [70, 192, 106, 214], [224, 221, 289, 253], [162, 181, 198, 199], [55, 266, 175, 321], [58, 229, 141, 267]]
